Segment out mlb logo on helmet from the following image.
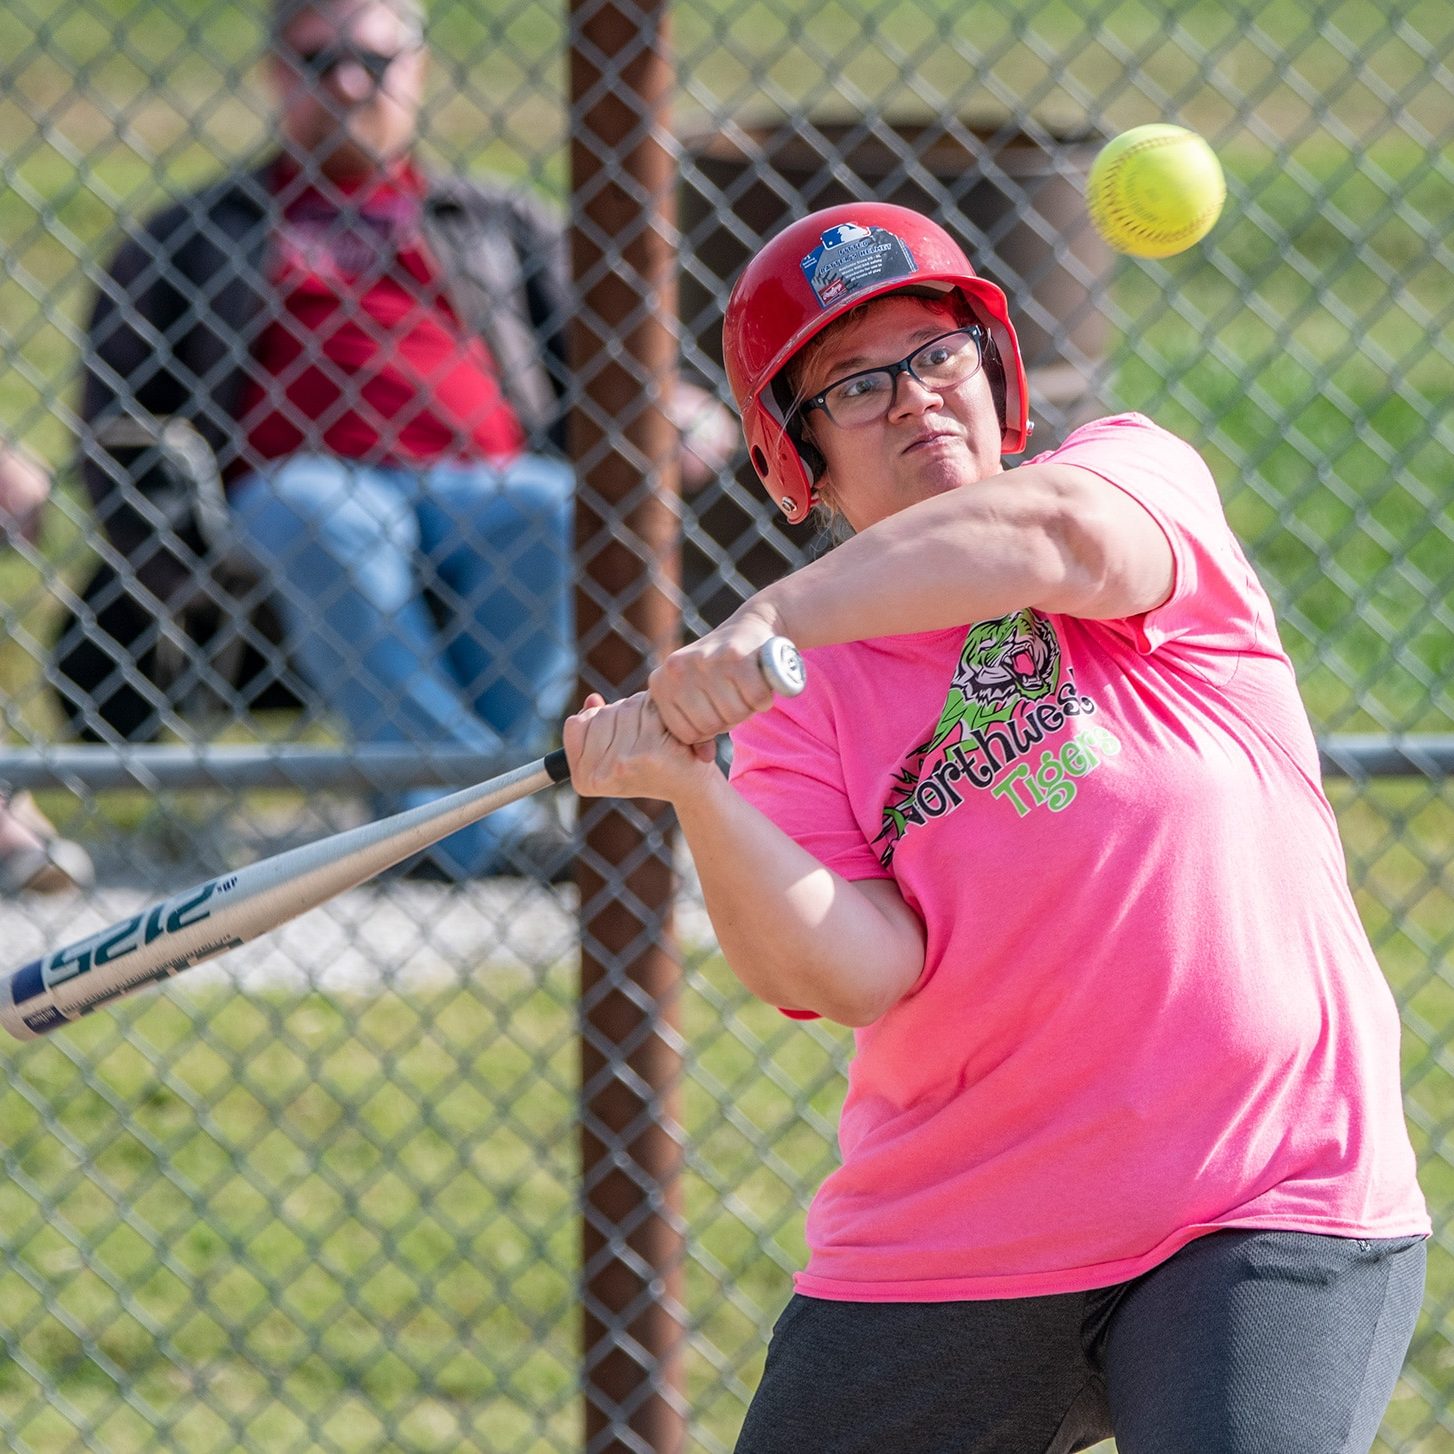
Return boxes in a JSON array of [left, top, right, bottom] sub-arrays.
[[817, 222, 873, 247], [799, 221, 918, 310]]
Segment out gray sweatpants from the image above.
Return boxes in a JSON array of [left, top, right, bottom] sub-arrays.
[[734, 1230, 1426, 1454]]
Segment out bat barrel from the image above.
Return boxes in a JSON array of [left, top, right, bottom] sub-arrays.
[[0, 643, 801, 1041], [0, 755, 561, 1040]]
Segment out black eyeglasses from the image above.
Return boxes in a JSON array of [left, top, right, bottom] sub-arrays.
[[797, 327, 986, 428], [291, 45, 411, 87]]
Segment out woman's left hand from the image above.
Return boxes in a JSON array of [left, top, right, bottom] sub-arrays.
[[563, 691, 718, 803]]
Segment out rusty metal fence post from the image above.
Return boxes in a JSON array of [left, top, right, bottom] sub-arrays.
[[569, 0, 686, 1449]]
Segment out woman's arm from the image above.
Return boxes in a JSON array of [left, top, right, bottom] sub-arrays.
[[564, 693, 925, 1027], [650, 462, 1173, 745], [766, 462, 1172, 642]]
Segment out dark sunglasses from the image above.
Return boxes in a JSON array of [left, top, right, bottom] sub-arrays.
[[291, 45, 411, 85]]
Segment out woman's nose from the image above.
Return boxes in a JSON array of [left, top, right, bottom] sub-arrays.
[[887, 369, 943, 418]]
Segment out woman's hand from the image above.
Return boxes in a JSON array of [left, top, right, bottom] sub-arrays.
[[566, 683, 925, 1028], [564, 691, 720, 804], [648, 609, 789, 746]]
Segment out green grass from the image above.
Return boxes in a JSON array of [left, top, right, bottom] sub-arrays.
[[0, 960, 849, 1452], [1, 856, 1450, 1452]]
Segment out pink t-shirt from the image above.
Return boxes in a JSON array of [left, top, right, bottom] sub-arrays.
[[728, 413, 1429, 1302]]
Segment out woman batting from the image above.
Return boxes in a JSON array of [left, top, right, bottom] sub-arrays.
[[563, 203, 1428, 1453]]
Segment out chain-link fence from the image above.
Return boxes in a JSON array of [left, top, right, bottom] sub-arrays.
[[1, 0, 1450, 1449]]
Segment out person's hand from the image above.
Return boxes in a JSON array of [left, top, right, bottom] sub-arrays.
[[0, 444, 51, 547], [564, 691, 719, 804], [647, 611, 784, 746], [668, 379, 739, 492]]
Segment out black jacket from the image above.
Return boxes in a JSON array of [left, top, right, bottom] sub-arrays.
[[58, 160, 571, 740], [78, 158, 571, 596]]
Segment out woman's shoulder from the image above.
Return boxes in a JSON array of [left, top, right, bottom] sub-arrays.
[[1026, 411, 1200, 465]]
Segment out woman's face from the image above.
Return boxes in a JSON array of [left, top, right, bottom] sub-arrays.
[[795, 293, 1005, 533]]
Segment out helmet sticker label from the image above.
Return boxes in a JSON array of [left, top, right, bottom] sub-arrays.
[[800, 223, 918, 309]]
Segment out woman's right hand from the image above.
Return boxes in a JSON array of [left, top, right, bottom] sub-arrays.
[[563, 691, 720, 804], [647, 609, 789, 747]]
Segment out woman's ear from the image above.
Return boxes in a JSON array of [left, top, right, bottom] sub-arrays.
[[780, 410, 828, 524], [800, 438, 826, 485], [805, 456, 839, 532]]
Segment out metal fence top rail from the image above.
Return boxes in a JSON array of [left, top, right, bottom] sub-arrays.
[[0, 736, 1450, 792]]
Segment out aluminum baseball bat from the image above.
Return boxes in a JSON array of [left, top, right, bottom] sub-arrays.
[[1, 637, 807, 1040]]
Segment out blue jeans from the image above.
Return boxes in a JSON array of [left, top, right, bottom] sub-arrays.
[[231, 454, 573, 875]]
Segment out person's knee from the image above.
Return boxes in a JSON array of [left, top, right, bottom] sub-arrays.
[[252, 454, 355, 514], [235, 456, 415, 559], [502, 457, 575, 533]]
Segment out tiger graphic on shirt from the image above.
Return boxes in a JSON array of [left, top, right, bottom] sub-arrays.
[[874, 611, 1119, 864]]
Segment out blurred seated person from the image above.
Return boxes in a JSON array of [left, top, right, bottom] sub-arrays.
[[0, 443, 94, 894], [68, 0, 730, 881]]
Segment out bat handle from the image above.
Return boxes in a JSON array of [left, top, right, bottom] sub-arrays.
[[757, 636, 807, 697]]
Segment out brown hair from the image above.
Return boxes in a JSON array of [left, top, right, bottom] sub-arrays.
[[782, 287, 972, 406]]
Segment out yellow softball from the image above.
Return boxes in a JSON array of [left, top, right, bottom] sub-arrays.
[[1086, 124, 1226, 259]]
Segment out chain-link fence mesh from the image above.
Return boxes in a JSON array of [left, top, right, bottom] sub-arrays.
[[0, 0, 1450, 1448]]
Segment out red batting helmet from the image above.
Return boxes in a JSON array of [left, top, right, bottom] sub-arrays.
[[722, 202, 1030, 523]]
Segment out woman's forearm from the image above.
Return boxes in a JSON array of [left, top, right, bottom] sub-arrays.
[[563, 691, 924, 1026], [746, 464, 1172, 648], [673, 770, 924, 1027]]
